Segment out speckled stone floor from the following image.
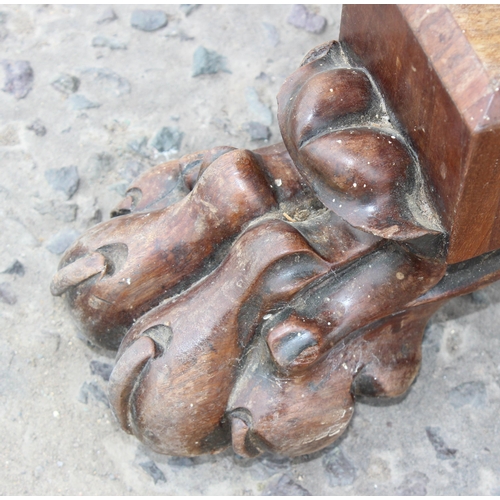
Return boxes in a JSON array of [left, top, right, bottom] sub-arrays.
[[1, 4, 499, 495]]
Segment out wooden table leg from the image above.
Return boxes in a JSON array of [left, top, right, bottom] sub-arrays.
[[51, 5, 500, 458]]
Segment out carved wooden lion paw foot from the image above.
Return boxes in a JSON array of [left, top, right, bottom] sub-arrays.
[[51, 39, 500, 458]]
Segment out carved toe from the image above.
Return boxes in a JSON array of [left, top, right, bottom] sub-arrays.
[[108, 219, 333, 455], [53, 149, 278, 349]]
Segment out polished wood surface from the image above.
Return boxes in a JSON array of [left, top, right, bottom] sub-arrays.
[[340, 4, 500, 264], [449, 4, 500, 80], [52, 149, 278, 349]]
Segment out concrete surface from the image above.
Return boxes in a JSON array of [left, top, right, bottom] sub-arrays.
[[1, 4, 499, 495]]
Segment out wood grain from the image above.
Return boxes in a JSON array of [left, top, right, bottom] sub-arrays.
[[449, 4, 500, 82], [340, 5, 500, 263]]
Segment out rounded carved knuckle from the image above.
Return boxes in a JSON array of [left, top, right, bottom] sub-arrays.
[[266, 323, 322, 372], [291, 68, 373, 146], [300, 128, 412, 196]]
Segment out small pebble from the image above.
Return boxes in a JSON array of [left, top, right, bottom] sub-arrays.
[[131, 9, 168, 32], [77, 386, 88, 405], [448, 381, 487, 408], [91, 36, 127, 50], [120, 160, 146, 182], [256, 71, 270, 82], [78, 381, 109, 407], [192, 46, 230, 77], [151, 126, 183, 153], [322, 447, 357, 487], [51, 74, 80, 94], [287, 5, 327, 34], [425, 426, 458, 460], [1, 60, 34, 99], [2, 260, 25, 277], [128, 136, 149, 157], [27, 119, 47, 136], [96, 8, 117, 25], [246, 87, 272, 126], [86, 208, 102, 228], [82, 68, 131, 96], [34, 200, 78, 223], [89, 360, 113, 382], [68, 94, 101, 111], [179, 5, 200, 16], [243, 121, 271, 141], [262, 22, 280, 47], [86, 152, 115, 180], [53, 411, 60, 418], [139, 460, 166, 484], [46, 229, 79, 255], [263, 474, 311, 496], [44, 165, 80, 199], [0, 282, 17, 305]]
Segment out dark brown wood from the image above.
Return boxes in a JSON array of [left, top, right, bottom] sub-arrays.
[[340, 4, 500, 264], [110, 146, 236, 217], [50, 5, 500, 458], [52, 149, 278, 349]]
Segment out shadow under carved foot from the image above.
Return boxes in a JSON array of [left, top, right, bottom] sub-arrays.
[[51, 40, 500, 457]]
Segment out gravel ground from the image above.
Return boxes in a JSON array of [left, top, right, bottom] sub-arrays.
[[1, 4, 500, 495]]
